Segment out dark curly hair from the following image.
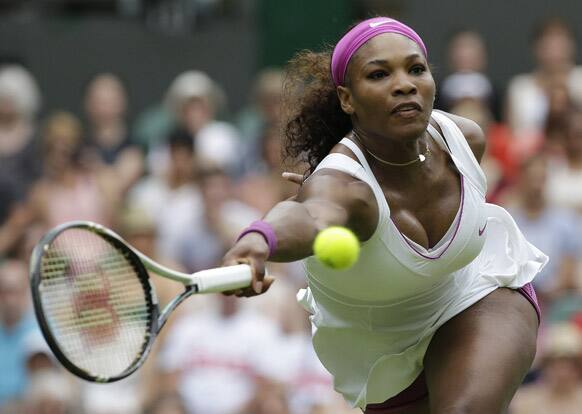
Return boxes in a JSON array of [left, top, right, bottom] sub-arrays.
[[282, 47, 352, 175]]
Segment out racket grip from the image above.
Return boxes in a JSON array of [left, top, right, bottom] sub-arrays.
[[193, 264, 253, 293]]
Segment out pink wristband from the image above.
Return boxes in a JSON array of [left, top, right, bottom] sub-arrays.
[[236, 220, 277, 257]]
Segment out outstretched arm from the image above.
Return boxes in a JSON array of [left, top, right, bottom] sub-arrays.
[[222, 169, 377, 296]]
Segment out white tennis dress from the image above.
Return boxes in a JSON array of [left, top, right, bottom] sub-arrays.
[[297, 111, 548, 409]]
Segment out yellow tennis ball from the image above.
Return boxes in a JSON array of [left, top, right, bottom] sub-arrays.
[[313, 226, 360, 270]]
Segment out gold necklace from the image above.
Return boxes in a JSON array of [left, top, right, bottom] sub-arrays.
[[353, 131, 431, 167]]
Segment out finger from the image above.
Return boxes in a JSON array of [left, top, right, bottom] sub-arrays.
[[231, 257, 259, 287], [260, 275, 275, 293], [281, 172, 304, 185], [246, 258, 266, 294], [236, 288, 256, 297]]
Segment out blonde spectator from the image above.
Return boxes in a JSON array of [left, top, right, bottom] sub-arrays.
[[511, 323, 582, 414]]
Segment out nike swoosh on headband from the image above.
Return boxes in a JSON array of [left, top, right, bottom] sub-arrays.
[[478, 222, 488, 236], [369, 20, 392, 28]]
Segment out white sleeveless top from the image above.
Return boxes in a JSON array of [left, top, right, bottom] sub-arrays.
[[297, 111, 548, 409]]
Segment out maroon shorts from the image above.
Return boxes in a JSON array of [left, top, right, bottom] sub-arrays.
[[364, 283, 540, 413]]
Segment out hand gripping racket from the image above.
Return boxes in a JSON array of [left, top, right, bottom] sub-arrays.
[[29, 220, 252, 383]]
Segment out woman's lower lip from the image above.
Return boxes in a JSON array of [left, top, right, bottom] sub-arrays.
[[392, 108, 421, 119]]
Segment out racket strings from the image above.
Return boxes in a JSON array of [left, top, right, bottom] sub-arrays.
[[39, 228, 152, 379]]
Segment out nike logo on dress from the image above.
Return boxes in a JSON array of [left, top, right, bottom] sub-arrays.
[[478, 222, 487, 236], [369, 20, 392, 28]]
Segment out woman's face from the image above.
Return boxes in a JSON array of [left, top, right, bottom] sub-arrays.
[[339, 33, 435, 141]]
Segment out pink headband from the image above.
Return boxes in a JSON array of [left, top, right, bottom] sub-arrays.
[[331, 17, 428, 86]]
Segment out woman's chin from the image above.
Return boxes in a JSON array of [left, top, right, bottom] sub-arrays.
[[388, 121, 428, 141]]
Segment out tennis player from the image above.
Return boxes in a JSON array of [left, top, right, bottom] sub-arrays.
[[223, 17, 548, 414]]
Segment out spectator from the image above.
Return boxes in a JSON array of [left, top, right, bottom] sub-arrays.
[[239, 377, 290, 414], [437, 29, 498, 119], [542, 79, 575, 157], [447, 98, 508, 202], [158, 294, 282, 414], [546, 109, 582, 214], [116, 206, 185, 307], [149, 70, 241, 176], [177, 166, 260, 272], [0, 65, 42, 196], [21, 331, 79, 414], [0, 259, 38, 407], [80, 379, 142, 414], [237, 125, 298, 214], [84, 72, 144, 193], [28, 111, 117, 229], [506, 17, 582, 140], [236, 67, 285, 169], [502, 155, 580, 302], [510, 323, 582, 414], [132, 101, 174, 155], [256, 281, 353, 414], [0, 176, 32, 258], [144, 392, 188, 414], [128, 129, 204, 264], [115, 206, 197, 409]]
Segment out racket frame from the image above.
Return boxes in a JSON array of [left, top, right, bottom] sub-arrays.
[[30, 221, 161, 382], [30, 221, 252, 383]]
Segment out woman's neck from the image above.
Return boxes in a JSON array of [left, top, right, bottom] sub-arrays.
[[352, 128, 427, 167]]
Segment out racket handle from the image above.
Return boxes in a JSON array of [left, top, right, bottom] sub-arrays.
[[193, 264, 253, 293]]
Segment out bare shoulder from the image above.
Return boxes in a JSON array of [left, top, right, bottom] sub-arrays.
[[434, 110, 486, 163]]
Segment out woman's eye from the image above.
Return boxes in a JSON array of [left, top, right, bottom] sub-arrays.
[[368, 70, 388, 80], [410, 65, 426, 75]]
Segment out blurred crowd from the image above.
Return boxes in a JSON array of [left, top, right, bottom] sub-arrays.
[[1, 15, 582, 414]]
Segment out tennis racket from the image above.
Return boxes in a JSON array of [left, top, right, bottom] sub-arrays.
[[29, 220, 252, 383]]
